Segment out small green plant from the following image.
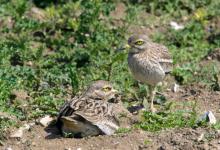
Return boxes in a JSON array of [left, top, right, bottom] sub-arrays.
[[63, 132, 75, 138], [116, 127, 131, 134], [138, 110, 198, 132], [30, 96, 64, 118], [212, 122, 220, 130], [144, 139, 152, 145], [0, 117, 16, 142], [140, 0, 212, 18]]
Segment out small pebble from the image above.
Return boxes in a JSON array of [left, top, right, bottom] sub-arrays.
[[207, 111, 216, 125], [170, 21, 184, 30], [21, 139, 27, 144], [197, 133, 204, 142], [172, 83, 180, 93], [207, 56, 212, 60], [39, 115, 53, 127], [197, 111, 216, 125], [10, 129, 23, 139], [32, 142, 36, 146], [20, 124, 31, 131]]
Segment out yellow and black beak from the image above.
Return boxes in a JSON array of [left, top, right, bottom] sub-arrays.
[[116, 44, 131, 52]]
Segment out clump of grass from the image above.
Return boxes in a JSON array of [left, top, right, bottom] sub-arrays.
[[0, 117, 16, 143], [137, 100, 211, 132], [138, 110, 198, 132], [154, 17, 219, 85], [116, 127, 131, 134], [212, 122, 220, 130]]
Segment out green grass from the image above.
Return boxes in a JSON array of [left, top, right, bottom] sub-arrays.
[[138, 110, 198, 132], [137, 100, 202, 132], [0, 0, 220, 140], [212, 122, 220, 130], [116, 127, 132, 134]]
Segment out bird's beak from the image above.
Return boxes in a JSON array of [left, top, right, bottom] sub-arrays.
[[116, 44, 131, 51], [111, 89, 118, 94]]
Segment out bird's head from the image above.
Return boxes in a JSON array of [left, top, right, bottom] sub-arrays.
[[85, 80, 119, 103], [118, 34, 150, 54]]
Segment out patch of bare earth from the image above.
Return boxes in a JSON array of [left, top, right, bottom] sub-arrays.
[[1, 84, 220, 150], [2, 126, 220, 150]]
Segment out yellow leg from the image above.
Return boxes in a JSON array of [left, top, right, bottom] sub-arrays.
[[149, 85, 157, 113], [143, 96, 148, 110]]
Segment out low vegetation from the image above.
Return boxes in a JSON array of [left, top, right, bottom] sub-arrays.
[[0, 0, 220, 142]]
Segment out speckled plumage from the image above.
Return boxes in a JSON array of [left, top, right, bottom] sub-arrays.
[[56, 80, 131, 138], [126, 34, 173, 112]]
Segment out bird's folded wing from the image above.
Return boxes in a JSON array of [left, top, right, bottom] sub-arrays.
[[159, 58, 173, 73], [95, 120, 119, 135], [74, 102, 119, 135], [57, 101, 71, 119], [57, 97, 82, 119], [74, 111, 119, 135], [155, 44, 173, 73]]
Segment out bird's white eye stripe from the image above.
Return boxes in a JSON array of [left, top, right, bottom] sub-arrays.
[[137, 39, 144, 41]]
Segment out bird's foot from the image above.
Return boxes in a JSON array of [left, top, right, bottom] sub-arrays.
[[150, 106, 157, 113]]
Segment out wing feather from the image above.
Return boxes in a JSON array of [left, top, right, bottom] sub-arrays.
[[151, 43, 173, 73], [57, 96, 119, 135]]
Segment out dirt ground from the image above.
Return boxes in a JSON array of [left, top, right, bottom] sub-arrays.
[[3, 126, 220, 150], [1, 3, 220, 150], [1, 83, 220, 150]]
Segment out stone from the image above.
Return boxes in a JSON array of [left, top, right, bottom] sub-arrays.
[[206, 111, 216, 125], [172, 83, 180, 93], [197, 133, 204, 142], [10, 129, 23, 139], [10, 123, 34, 139], [170, 21, 184, 30], [39, 115, 53, 127], [197, 111, 217, 125], [20, 124, 31, 131]]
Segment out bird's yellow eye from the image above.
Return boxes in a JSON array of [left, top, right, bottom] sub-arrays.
[[135, 40, 144, 45], [102, 86, 111, 92]]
